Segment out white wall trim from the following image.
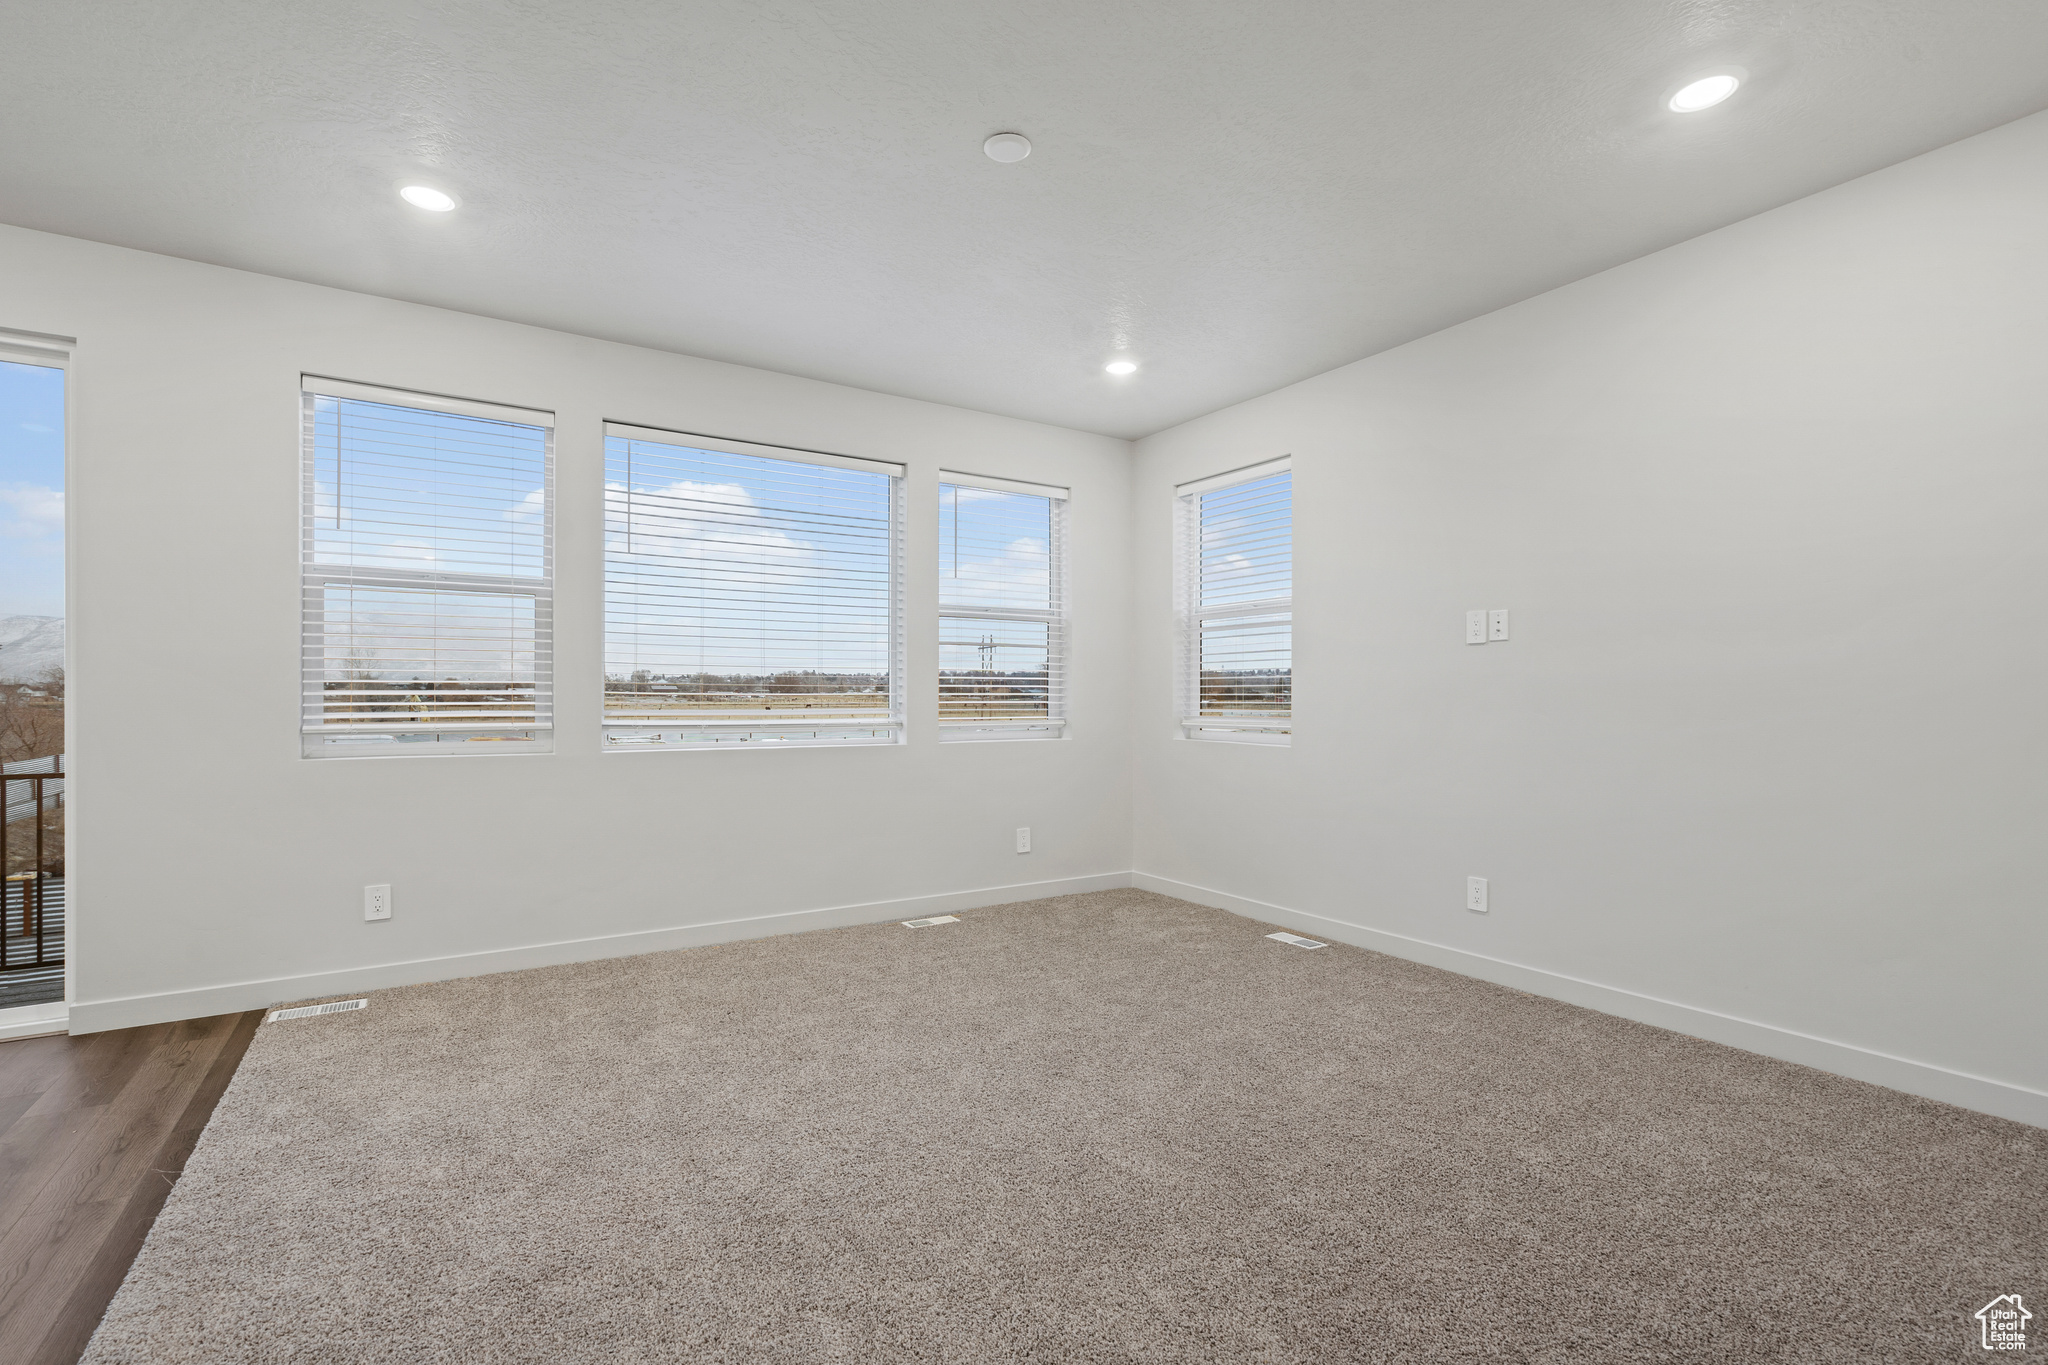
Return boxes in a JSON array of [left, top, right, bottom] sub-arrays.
[[68, 872, 1134, 1036], [1134, 873, 2048, 1130], [63, 865, 2044, 1130], [0, 1000, 69, 1042]]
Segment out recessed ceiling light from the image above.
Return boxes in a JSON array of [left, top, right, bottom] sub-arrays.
[[1668, 73, 1741, 113], [1104, 360, 1138, 376], [398, 184, 459, 211], [983, 133, 1032, 163]]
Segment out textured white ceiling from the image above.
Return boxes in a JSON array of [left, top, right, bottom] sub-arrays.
[[5, 2, 2047, 437]]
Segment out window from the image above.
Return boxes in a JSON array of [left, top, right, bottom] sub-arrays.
[[603, 425, 904, 748], [0, 336, 69, 1006], [1176, 458, 1291, 743], [300, 379, 553, 757], [939, 473, 1067, 741]]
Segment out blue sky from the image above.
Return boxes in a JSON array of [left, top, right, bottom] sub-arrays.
[[602, 446, 1057, 681], [0, 360, 64, 617], [310, 397, 547, 682], [604, 437, 896, 677]]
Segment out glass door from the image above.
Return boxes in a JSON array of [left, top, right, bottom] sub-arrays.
[[0, 357, 65, 1010]]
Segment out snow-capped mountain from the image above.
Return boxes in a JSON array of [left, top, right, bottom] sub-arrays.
[[0, 615, 64, 682]]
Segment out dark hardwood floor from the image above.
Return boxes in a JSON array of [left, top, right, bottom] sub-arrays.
[[0, 1011, 263, 1365]]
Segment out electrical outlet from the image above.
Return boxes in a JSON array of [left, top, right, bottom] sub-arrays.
[[1466, 876, 1488, 913], [1015, 827, 1031, 853], [364, 884, 391, 921], [1489, 610, 1510, 641], [1465, 610, 1489, 644]]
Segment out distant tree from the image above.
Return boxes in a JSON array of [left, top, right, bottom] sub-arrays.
[[0, 668, 63, 766], [337, 649, 380, 716]]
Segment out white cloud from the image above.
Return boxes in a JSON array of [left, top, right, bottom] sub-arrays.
[[0, 484, 62, 538], [604, 480, 808, 572], [310, 479, 341, 526], [941, 533, 1049, 608], [380, 537, 444, 566], [603, 479, 900, 672]]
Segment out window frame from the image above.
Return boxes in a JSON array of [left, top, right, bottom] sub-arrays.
[[0, 329, 74, 1005], [601, 423, 906, 751], [299, 377, 556, 759], [1175, 456, 1292, 745], [937, 471, 1069, 743]]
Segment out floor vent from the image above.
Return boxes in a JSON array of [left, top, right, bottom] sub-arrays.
[[1266, 932, 1327, 950], [901, 915, 961, 929], [268, 998, 368, 1022]]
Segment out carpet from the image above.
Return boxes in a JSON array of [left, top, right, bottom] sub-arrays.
[[82, 889, 2044, 1363]]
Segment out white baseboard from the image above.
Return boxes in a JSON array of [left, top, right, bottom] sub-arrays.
[[1134, 872, 2048, 1130], [65, 867, 2045, 1131], [0, 1000, 69, 1042], [67, 871, 1134, 1037]]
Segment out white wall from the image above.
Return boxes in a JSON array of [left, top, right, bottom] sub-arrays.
[[8, 107, 2044, 1125], [0, 226, 1132, 1031], [1132, 111, 2048, 1125]]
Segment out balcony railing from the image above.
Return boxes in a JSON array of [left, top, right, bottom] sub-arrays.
[[2, 763, 64, 998]]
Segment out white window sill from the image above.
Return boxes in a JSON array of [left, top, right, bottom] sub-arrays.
[[939, 722, 1066, 743], [1179, 724, 1291, 747], [604, 724, 903, 751], [304, 731, 554, 758]]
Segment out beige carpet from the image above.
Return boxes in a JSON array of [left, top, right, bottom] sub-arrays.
[[83, 889, 2043, 1363]]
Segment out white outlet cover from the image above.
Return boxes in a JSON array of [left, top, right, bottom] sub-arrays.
[[1466, 609, 1489, 644], [1466, 876, 1489, 912]]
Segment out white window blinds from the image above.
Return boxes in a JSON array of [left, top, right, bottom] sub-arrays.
[[300, 378, 554, 757], [939, 474, 1067, 741], [1177, 458, 1291, 742], [603, 425, 904, 747]]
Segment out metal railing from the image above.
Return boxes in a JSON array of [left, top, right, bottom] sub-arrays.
[[3, 751, 61, 824], [2, 763, 63, 974]]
